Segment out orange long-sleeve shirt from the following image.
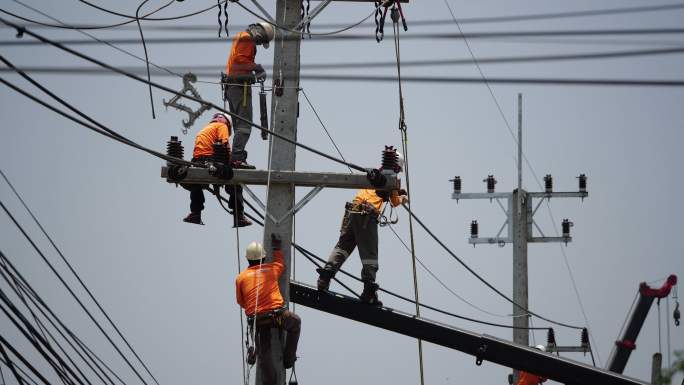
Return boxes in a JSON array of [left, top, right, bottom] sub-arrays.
[[193, 122, 231, 159], [226, 31, 257, 76], [235, 249, 285, 316], [517, 371, 546, 385], [353, 189, 402, 213]]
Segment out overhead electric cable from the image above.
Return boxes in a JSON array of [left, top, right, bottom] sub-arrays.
[[0, 168, 159, 385], [233, 0, 379, 36], [5, 2, 684, 30], [6, 29, 684, 44], [0, 263, 94, 385], [0, 21, 370, 173], [0, 293, 88, 385], [226, 192, 551, 330], [8, 67, 684, 87], [9, 0, 184, 80], [0, 1, 227, 30], [135, 0, 159, 119], [401, 204, 583, 330], [0, 335, 54, 385], [0, 200, 153, 385], [0, 357, 41, 385], [0, 73, 191, 167]]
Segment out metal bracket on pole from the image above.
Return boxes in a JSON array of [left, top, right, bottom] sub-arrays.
[[162, 73, 211, 134], [248, 0, 276, 23], [295, 0, 333, 30], [243, 185, 324, 224]]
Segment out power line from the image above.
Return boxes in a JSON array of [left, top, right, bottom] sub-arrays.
[[10, 0, 185, 80], [401, 204, 584, 330], [4, 29, 684, 44], [5, 2, 684, 30], [220, 190, 551, 331], [5, 67, 684, 87], [5, 40, 684, 67], [0, 20, 370, 173], [0, 168, 160, 385], [0, 199, 154, 385], [0, 1, 227, 30]]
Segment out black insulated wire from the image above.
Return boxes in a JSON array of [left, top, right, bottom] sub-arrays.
[[0, 201, 153, 385], [217, 190, 550, 331], [0, 20, 369, 172], [401, 204, 584, 330], [0, 170, 150, 385]]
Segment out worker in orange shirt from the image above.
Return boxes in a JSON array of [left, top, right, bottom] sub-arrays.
[[182, 113, 251, 227], [316, 152, 408, 305], [236, 234, 301, 385], [224, 22, 274, 170], [517, 345, 548, 385]]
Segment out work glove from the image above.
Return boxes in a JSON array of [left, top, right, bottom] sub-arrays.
[[271, 233, 282, 250], [254, 64, 267, 82]]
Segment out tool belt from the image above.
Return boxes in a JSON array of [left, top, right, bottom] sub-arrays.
[[345, 201, 378, 216], [221, 72, 256, 86], [247, 308, 285, 329]]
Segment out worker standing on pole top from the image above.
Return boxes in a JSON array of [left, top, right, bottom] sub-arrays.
[[316, 152, 408, 306], [182, 113, 251, 227], [224, 22, 274, 170], [236, 234, 301, 385], [517, 345, 548, 385]]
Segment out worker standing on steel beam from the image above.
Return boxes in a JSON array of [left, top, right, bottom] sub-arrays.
[[316, 152, 408, 306], [517, 345, 548, 385], [182, 113, 251, 227], [223, 22, 274, 170], [236, 234, 301, 384]]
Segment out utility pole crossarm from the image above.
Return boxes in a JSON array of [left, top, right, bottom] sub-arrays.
[[161, 167, 399, 189]]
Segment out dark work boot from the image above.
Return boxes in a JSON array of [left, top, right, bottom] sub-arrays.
[[359, 282, 382, 306], [233, 215, 253, 228], [316, 267, 334, 291], [232, 160, 257, 170], [183, 212, 204, 225]]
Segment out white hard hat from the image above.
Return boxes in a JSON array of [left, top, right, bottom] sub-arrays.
[[535, 344, 546, 352], [245, 242, 265, 261], [257, 22, 275, 48], [211, 112, 230, 123], [396, 151, 405, 172]]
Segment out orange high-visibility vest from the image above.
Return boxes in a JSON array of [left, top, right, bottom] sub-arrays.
[[235, 249, 285, 316], [193, 122, 231, 159], [226, 31, 257, 76], [353, 189, 401, 213]]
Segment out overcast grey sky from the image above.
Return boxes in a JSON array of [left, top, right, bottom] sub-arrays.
[[1, 1, 683, 385]]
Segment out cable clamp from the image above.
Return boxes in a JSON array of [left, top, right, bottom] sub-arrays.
[[475, 344, 487, 366]]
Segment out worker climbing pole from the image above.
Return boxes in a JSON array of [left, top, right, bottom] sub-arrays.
[[222, 19, 274, 170]]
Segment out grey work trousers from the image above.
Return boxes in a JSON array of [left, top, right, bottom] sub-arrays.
[[255, 310, 301, 385], [225, 84, 253, 162], [323, 207, 379, 282]]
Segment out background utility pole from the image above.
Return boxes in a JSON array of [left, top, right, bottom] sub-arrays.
[[512, 94, 529, 362], [259, 0, 301, 384], [449, 93, 588, 384]]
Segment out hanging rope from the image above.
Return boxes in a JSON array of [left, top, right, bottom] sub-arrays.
[[657, 299, 662, 355], [391, 6, 424, 385], [666, 296, 671, 368]]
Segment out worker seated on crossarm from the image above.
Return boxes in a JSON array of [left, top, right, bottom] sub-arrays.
[[316, 152, 408, 306], [236, 234, 301, 384], [517, 345, 548, 385], [182, 113, 251, 227], [223, 22, 274, 170]]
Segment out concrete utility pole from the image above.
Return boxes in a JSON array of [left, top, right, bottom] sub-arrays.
[[449, 93, 588, 384], [258, 0, 302, 383], [163, 1, 407, 384]]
